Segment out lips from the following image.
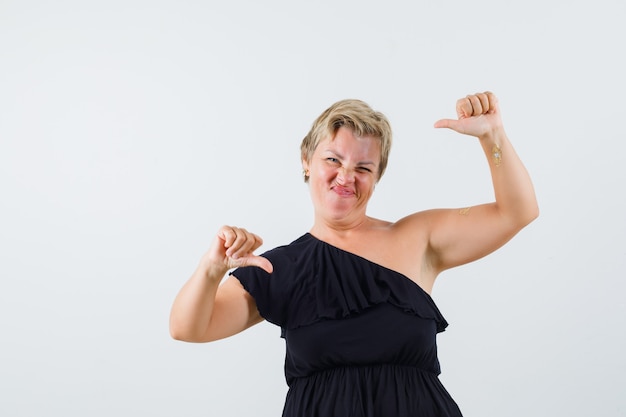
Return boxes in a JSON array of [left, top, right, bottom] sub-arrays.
[[332, 185, 354, 197]]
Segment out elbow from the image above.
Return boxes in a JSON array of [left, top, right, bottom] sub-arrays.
[[531, 204, 540, 223], [169, 327, 186, 342], [516, 201, 540, 229], [501, 201, 539, 233], [169, 328, 205, 343], [169, 320, 214, 343], [169, 322, 187, 342], [526, 200, 540, 225], [169, 318, 199, 342]]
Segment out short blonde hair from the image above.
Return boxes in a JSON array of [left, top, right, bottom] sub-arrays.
[[300, 99, 392, 182]]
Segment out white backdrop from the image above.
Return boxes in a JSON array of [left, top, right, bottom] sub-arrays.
[[1, 1, 625, 416]]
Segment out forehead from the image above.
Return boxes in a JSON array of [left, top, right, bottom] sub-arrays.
[[316, 126, 381, 159]]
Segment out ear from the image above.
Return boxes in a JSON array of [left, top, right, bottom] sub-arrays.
[[301, 159, 309, 172]]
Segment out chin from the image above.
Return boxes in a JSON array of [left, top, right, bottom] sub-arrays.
[[327, 203, 360, 219]]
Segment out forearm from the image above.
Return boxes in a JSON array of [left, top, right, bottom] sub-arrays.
[[480, 128, 539, 227], [169, 261, 227, 342]]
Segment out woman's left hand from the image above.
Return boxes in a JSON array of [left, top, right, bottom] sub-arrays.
[[434, 91, 503, 139]]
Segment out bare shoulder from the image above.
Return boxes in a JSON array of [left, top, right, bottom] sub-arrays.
[[357, 215, 437, 293], [393, 208, 446, 231]]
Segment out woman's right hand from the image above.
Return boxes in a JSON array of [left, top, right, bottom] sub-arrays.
[[170, 225, 270, 342], [200, 225, 274, 276]]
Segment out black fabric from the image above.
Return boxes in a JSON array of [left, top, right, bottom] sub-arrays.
[[232, 233, 463, 417]]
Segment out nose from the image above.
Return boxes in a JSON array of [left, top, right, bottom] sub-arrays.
[[336, 166, 355, 185]]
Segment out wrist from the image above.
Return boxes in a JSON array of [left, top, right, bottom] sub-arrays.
[[197, 258, 229, 283], [479, 128, 508, 168], [478, 126, 506, 144]]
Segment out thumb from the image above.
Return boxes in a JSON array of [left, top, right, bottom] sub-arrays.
[[433, 118, 459, 130], [241, 255, 274, 274]]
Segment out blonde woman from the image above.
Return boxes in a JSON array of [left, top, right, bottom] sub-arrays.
[[170, 91, 538, 416]]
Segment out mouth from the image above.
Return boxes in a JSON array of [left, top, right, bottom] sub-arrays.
[[331, 185, 355, 197]]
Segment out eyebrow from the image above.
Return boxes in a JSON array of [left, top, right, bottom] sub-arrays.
[[322, 150, 377, 166]]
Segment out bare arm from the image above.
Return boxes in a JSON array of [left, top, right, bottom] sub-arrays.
[[422, 92, 539, 274], [169, 226, 273, 343]]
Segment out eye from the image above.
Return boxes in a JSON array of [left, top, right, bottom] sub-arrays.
[[326, 157, 340, 164], [357, 166, 372, 173]]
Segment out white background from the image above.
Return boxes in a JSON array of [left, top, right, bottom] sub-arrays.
[[1, 1, 624, 416]]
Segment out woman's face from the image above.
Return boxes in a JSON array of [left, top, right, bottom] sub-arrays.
[[303, 126, 380, 227]]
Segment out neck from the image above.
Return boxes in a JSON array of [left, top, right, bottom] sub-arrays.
[[310, 216, 371, 241]]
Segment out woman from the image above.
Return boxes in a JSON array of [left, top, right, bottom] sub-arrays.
[[170, 91, 539, 416]]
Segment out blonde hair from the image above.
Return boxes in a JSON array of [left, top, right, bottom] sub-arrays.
[[300, 99, 392, 182]]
